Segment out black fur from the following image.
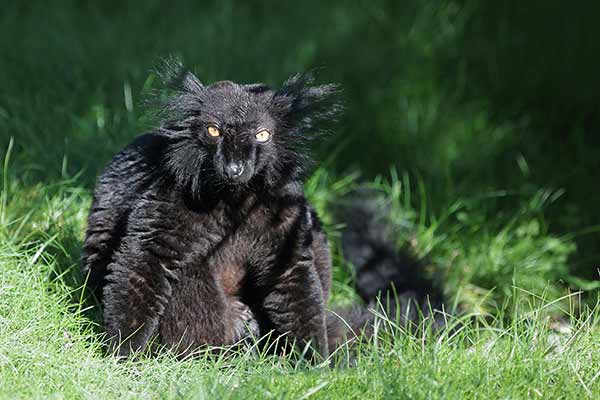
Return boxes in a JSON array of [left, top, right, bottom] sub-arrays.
[[81, 60, 442, 360], [82, 61, 337, 358], [339, 191, 440, 304], [330, 190, 447, 347]]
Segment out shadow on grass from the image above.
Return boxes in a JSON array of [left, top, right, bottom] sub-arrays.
[[47, 225, 106, 335]]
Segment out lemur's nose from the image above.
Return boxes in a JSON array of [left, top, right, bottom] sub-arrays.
[[225, 163, 244, 178]]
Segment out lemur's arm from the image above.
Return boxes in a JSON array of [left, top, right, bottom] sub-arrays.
[[101, 196, 178, 356], [261, 262, 329, 360], [259, 204, 330, 361]]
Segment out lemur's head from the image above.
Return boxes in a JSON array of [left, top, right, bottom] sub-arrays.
[[154, 59, 340, 196]]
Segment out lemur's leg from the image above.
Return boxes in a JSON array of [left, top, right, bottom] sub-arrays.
[[102, 197, 260, 356], [104, 251, 260, 356], [157, 274, 260, 355]]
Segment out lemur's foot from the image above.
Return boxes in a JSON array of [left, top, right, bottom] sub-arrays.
[[231, 300, 260, 343]]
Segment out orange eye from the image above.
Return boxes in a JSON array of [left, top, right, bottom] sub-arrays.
[[207, 126, 221, 137], [255, 129, 271, 143]]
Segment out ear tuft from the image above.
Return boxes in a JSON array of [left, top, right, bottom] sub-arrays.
[[273, 72, 342, 137], [155, 56, 203, 94], [145, 56, 206, 130]]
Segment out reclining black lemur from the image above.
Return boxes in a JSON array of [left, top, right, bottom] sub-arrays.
[[81, 61, 442, 359]]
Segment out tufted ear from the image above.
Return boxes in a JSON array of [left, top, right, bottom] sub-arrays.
[[272, 73, 342, 136], [147, 57, 206, 129], [157, 56, 204, 94]]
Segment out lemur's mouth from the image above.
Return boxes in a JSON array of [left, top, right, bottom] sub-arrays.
[[225, 162, 244, 179], [221, 163, 254, 185]]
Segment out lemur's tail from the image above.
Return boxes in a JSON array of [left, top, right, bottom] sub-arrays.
[[327, 190, 446, 350]]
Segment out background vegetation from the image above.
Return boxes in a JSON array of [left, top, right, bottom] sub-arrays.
[[1, 1, 599, 398]]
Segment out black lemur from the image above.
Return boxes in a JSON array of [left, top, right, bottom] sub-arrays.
[[81, 62, 442, 359]]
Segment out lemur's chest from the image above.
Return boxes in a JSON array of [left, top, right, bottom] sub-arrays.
[[178, 197, 304, 293], [183, 196, 304, 248]]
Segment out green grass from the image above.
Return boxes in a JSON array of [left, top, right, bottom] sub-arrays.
[[1, 166, 599, 399], [2, 1, 600, 398]]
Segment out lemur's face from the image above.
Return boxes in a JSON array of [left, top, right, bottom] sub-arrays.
[[190, 81, 279, 185], [158, 65, 339, 194]]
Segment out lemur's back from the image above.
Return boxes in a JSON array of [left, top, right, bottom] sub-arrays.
[[81, 134, 164, 292]]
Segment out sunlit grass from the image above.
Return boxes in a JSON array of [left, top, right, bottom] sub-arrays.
[[1, 160, 599, 398]]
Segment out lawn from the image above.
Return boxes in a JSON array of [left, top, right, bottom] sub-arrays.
[[1, 178, 598, 399], [1, 1, 599, 399]]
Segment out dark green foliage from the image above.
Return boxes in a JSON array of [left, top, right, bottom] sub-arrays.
[[2, 2, 599, 276], [0, 7, 599, 395]]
